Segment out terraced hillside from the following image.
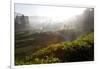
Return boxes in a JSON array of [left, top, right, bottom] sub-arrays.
[[15, 31, 66, 60], [15, 32, 94, 65]]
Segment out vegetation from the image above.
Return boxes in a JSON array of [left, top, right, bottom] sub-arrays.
[[15, 32, 94, 65], [15, 8, 94, 65]]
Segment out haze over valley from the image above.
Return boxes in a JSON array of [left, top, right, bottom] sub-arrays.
[[15, 4, 94, 65]]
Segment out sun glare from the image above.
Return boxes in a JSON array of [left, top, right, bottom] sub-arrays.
[[15, 4, 86, 20]]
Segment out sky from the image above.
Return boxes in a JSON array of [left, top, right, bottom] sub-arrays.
[[15, 3, 86, 19]]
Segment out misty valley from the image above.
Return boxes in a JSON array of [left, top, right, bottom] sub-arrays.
[[15, 8, 94, 65]]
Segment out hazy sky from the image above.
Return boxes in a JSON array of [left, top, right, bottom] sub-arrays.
[[15, 3, 86, 19]]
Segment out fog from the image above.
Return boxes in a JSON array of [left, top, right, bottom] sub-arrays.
[[15, 4, 94, 41]]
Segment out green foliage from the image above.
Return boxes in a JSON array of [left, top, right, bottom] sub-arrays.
[[15, 32, 94, 65]]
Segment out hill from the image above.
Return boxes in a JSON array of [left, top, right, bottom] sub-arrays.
[[15, 32, 94, 65]]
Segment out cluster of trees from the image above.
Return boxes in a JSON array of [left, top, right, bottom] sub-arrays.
[[15, 14, 29, 32]]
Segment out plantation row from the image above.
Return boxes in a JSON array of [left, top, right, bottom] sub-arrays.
[[15, 32, 94, 65]]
